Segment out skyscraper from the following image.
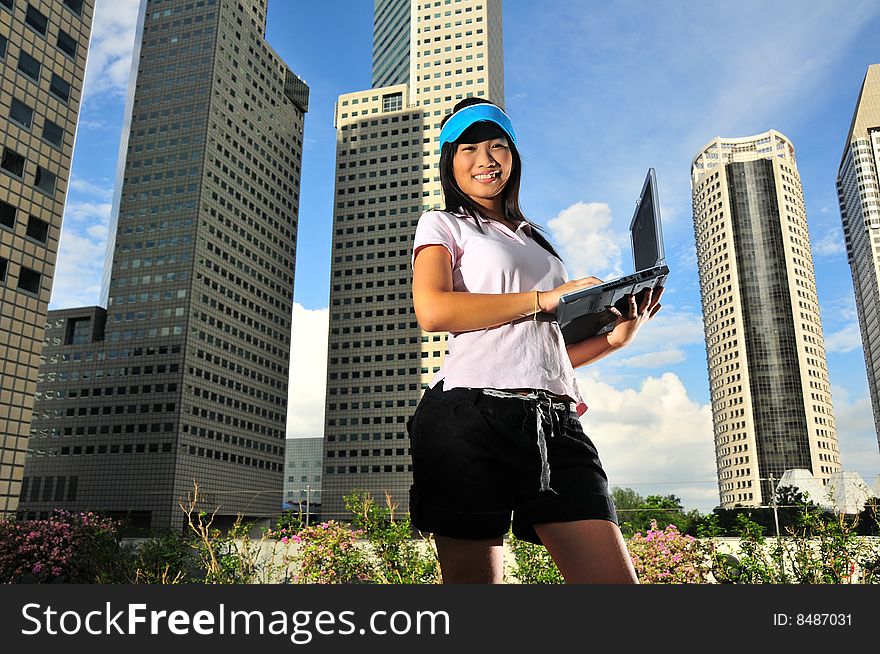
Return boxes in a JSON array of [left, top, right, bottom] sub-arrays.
[[17, 0, 308, 530], [371, 0, 410, 89], [322, 0, 505, 519], [0, 0, 94, 517], [691, 131, 841, 508], [283, 436, 322, 521], [836, 64, 880, 452]]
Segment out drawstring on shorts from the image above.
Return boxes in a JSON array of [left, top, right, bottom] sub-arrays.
[[481, 388, 572, 494]]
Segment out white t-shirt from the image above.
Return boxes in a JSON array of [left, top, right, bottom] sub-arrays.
[[411, 209, 587, 415]]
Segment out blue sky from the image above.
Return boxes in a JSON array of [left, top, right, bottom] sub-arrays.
[[51, 0, 880, 511]]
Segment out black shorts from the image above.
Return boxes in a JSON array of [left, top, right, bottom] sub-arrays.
[[407, 380, 618, 545]]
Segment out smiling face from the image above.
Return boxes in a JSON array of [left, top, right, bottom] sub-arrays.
[[451, 136, 513, 217]]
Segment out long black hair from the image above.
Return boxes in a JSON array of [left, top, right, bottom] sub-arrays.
[[439, 97, 562, 261]]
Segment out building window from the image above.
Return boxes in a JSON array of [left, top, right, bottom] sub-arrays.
[[0, 257, 8, 283], [9, 99, 34, 129], [0, 0, 11, 13], [65, 317, 90, 344], [0, 34, 7, 59], [34, 166, 56, 194], [28, 478, 41, 502], [57, 30, 78, 58], [1, 147, 26, 178], [41, 119, 64, 147], [0, 199, 15, 229], [63, 0, 83, 15], [25, 4, 49, 36], [49, 74, 71, 103], [17, 51, 41, 82], [26, 215, 49, 243], [383, 92, 403, 112], [17, 266, 41, 295]]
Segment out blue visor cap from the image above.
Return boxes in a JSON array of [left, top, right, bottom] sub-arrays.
[[439, 104, 517, 147]]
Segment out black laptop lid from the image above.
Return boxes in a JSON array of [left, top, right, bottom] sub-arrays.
[[630, 168, 665, 273]]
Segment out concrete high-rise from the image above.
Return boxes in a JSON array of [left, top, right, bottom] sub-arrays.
[[0, 0, 94, 517], [691, 131, 841, 508], [322, 0, 505, 519], [836, 64, 880, 452], [17, 0, 308, 530]]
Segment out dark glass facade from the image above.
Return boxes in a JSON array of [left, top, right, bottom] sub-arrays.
[[372, 0, 410, 88], [727, 159, 812, 502], [19, 0, 308, 530]]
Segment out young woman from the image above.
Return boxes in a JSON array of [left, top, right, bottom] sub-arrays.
[[408, 97, 663, 583]]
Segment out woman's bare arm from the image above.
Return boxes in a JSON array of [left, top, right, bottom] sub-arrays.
[[566, 287, 664, 368], [566, 333, 621, 368], [412, 245, 537, 332], [412, 244, 604, 333]]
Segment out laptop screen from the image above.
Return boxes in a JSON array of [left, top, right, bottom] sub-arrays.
[[630, 168, 664, 272]]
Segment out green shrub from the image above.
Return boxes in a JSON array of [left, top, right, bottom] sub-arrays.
[[290, 520, 376, 584], [344, 490, 440, 584], [507, 535, 563, 584], [627, 520, 710, 583], [132, 530, 198, 584], [0, 510, 129, 583]]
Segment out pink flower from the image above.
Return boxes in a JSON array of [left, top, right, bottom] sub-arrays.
[[32, 563, 42, 574], [281, 536, 289, 544]]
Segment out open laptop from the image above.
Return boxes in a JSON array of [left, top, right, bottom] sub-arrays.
[[555, 168, 669, 345]]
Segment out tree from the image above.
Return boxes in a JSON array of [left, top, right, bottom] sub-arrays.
[[611, 487, 701, 537], [774, 484, 821, 534], [856, 497, 880, 536]]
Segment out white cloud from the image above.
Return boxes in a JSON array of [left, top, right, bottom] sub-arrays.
[[675, 242, 698, 272], [813, 226, 845, 258], [821, 292, 858, 324], [77, 117, 111, 131], [825, 323, 863, 354], [512, 1, 880, 284], [50, 219, 109, 309], [581, 307, 705, 386], [830, 385, 880, 488], [574, 372, 718, 512], [621, 305, 704, 353], [286, 304, 329, 439], [49, 187, 113, 309], [52, 199, 112, 296], [616, 349, 685, 369], [680, 3, 879, 147], [547, 202, 626, 280], [69, 177, 114, 201], [63, 200, 113, 224], [82, 0, 141, 97]]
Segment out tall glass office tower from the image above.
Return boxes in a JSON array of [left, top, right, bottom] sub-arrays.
[[18, 0, 308, 530], [837, 64, 880, 453], [691, 131, 841, 508], [0, 0, 94, 516], [322, 0, 505, 519], [371, 0, 410, 88]]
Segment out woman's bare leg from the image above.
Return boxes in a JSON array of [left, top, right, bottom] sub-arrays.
[[533, 519, 638, 584], [434, 535, 505, 584]]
